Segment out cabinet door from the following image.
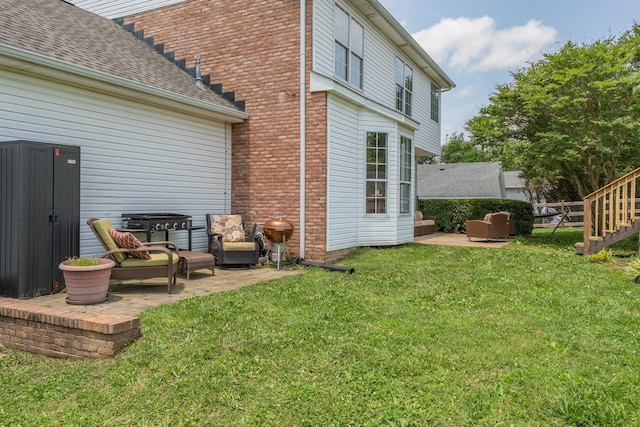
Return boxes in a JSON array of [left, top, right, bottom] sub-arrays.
[[21, 143, 55, 296], [52, 145, 81, 290]]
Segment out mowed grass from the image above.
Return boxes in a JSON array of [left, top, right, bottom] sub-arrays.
[[2, 228, 640, 426]]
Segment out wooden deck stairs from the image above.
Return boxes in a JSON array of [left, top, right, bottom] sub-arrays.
[[576, 167, 640, 255]]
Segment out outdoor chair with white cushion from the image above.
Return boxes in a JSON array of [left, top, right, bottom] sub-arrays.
[[206, 214, 260, 267]]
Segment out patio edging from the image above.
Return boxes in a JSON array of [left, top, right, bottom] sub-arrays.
[[0, 298, 141, 359]]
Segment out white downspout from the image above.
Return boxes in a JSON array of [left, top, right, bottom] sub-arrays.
[[299, 0, 306, 259]]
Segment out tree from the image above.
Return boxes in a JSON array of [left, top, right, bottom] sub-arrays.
[[439, 132, 492, 163], [467, 24, 640, 200]]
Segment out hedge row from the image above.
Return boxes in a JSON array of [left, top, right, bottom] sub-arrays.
[[418, 198, 534, 236]]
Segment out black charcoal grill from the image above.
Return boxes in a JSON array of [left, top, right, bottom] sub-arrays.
[[122, 213, 192, 244]]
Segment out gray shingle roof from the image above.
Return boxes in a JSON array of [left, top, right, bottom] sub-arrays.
[[417, 162, 505, 199], [503, 171, 526, 189], [0, 0, 244, 116]]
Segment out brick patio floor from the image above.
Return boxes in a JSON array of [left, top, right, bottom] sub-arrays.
[[19, 263, 303, 317]]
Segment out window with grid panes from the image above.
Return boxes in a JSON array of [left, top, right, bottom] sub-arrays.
[[399, 136, 412, 214], [366, 132, 387, 214], [395, 58, 413, 116], [431, 82, 440, 122], [334, 4, 364, 89]]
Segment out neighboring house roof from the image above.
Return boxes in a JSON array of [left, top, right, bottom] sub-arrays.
[[503, 171, 527, 190], [417, 162, 506, 199], [0, 0, 247, 122]]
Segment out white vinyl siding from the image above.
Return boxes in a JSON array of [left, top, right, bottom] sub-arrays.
[[327, 95, 413, 250], [0, 68, 231, 257], [326, 95, 359, 250], [66, 0, 183, 19], [313, 0, 441, 156]]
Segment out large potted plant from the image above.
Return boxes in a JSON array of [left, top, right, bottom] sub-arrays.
[[58, 257, 114, 305]]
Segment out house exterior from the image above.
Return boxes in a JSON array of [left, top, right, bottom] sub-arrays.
[[417, 162, 506, 199], [68, 0, 455, 263], [504, 171, 531, 202], [0, 0, 247, 258]]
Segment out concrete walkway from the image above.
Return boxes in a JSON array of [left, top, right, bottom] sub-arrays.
[[414, 232, 513, 249]]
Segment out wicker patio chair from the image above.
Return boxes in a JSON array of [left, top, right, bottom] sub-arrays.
[[206, 214, 261, 267], [465, 212, 510, 242], [87, 218, 180, 293]]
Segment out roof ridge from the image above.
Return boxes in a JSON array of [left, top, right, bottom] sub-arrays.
[[112, 18, 245, 111]]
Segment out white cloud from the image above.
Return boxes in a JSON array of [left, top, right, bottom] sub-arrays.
[[412, 16, 558, 72]]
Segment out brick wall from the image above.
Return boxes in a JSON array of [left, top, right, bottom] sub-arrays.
[[126, 0, 331, 262], [0, 299, 140, 359]]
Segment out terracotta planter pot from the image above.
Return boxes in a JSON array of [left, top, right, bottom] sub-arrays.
[[59, 258, 115, 305]]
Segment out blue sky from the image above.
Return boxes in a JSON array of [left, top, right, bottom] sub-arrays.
[[379, 0, 639, 142]]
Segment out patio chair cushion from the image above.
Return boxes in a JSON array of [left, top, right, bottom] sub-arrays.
[[208, 214, 245, 242], [120, 252, 180, 267], [222, 241, 258, 251], [107, 228, 151, 260], [92, 218, 127, 263]]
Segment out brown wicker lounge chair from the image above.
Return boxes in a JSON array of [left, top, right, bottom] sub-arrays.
[[87, 218, 180, 293], [206, 214, 260, 267], [465, 212, 510, 242]]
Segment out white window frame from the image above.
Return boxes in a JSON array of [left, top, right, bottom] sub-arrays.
[[334, 4, 364, 90], [399, 135, 412, 214], [366, 132, 388, 214], [395, 58, 413, 116], [431, 82, 440, 122]]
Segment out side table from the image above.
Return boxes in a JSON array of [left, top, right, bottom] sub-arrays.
[[179, 251, 215, 280]]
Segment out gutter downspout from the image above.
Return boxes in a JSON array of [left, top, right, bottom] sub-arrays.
[[299, 0, 306, 259]]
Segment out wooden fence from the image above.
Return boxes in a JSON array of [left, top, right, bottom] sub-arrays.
[[532, 201, 584, 228]]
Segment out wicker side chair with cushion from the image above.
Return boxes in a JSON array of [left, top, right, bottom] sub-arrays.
[[206, 214, 260, 267], [414, 211, 437, 236], [465, 212, 510, 242], [496, 211, 516, 237], [87, 218, 180, 293]]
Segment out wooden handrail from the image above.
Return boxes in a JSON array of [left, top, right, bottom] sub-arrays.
[[582, 167, 640, 254]]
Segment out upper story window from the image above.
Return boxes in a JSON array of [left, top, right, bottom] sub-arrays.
[[431, 82, 440, 122], [395, 58, 413, 116], [334, 4, 364, 89]]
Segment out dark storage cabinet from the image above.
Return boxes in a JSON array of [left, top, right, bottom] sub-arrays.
[[0, 140, 80, 298]]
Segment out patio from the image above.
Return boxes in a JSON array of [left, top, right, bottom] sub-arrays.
[[414, 232, 512, 248], [0, 265, 302, 359]]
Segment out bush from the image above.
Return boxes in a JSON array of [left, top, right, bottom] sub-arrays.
[[625, 257, 640, 283], [418, 198, 534, 235], [588, 249, 613, 263]]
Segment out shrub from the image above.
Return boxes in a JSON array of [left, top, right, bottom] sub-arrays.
[[418, 198, 534, 235], [587, 249, 613, 263], [625, 257, 640, 283]]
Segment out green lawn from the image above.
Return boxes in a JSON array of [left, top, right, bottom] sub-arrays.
[[2, 228, 640, 426]]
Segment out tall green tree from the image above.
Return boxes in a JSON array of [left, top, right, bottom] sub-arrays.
[[467, 24, 640, 199], [439, 132, 492, 163]]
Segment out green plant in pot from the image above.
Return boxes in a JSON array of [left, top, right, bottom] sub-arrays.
[[58, 257, 115, 305]]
